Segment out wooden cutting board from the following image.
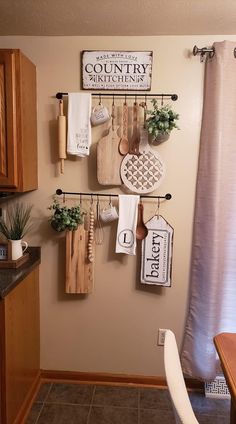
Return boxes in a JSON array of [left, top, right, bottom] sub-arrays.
[[97, 123, 122, 186], [65, 226, 94, 294]]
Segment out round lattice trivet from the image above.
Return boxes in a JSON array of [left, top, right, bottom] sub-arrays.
[[120, 128, 165, 194]]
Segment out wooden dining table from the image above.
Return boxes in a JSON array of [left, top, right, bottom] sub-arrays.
[[214, 333, 236, 424]]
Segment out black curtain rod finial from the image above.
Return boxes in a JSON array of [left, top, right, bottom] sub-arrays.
[[193, 45, 215, 59]]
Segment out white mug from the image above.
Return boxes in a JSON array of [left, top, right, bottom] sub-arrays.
[[100, 206, 119, 223], [90, 104, 110, 126], [9, 239, 28, 261]]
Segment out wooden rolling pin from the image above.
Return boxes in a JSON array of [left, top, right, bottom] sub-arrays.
[[58, 99, 66, 173]]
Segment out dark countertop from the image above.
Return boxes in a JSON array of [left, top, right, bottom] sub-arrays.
[[0, 247, 41, 299]]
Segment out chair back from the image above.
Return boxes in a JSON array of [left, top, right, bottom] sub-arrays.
[[164, 329, 199, 424]]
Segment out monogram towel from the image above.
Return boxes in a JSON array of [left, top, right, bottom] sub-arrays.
[[115, 195, 140, 255]]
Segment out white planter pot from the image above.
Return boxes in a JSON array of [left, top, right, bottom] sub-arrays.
[[9, 239, 28, 260]]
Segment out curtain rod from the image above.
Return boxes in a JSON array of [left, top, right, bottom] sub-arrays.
[[193, 44, 236, 60], [56, 189, 172, 200], [56, 92, 178, 101], [193, 45, 215, 57]]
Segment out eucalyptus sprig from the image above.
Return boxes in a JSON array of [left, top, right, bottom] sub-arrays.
[[48, 199, 84, 232], [146, 99, 179, 138], [0, 203, 32, 240]]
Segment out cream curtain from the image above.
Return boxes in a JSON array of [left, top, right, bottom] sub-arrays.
[[181, 40, 236, 381]]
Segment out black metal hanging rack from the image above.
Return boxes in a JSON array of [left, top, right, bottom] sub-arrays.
[[56, 92, 178, 101], [56, 189, 172, 201]]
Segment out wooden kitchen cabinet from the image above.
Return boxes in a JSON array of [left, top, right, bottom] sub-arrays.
[[0, 265, 40, 424], [0, 49, 38, 192]]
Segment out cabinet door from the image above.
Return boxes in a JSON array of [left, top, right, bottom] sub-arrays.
[[4, 268, 40, 424], [0, 50, 18, 188]]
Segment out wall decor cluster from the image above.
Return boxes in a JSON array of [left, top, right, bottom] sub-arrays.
[[54, 83, 177, 287]]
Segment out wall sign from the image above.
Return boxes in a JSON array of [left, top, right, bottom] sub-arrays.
[[141, 216, 173, 287], [82, 50, 153, 90]]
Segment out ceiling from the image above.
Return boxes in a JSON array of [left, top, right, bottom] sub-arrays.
[[0, 0, 236, 36]]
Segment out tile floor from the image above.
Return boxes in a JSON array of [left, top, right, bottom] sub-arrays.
[[26, 382, 230, 424]]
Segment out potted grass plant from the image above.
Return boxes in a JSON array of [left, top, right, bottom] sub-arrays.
[[146, 99, 179, 145], [48, 199, 84, 232], [0, 202, 32, 260]]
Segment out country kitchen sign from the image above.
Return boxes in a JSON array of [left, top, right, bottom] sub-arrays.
[[81, 50, 153, 90], [141, 215, 173, 286]]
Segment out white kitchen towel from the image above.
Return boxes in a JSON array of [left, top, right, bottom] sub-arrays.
[[67, 92, 91, 157], [115, 195, 140, 255]]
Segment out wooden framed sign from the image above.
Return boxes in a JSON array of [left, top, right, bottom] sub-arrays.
[[140, 216, 173, 287], [81, 50, 153, 90]]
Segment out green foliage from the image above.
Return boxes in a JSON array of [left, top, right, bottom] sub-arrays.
[[146, 99, 180, 137], [48, 200, 84, 232], [0, 202, 32, 240]]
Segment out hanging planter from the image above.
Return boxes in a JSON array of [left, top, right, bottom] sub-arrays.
[[146, 100, 179, 145], [150, 133, 170, 145], [48, 200, 84, 232]]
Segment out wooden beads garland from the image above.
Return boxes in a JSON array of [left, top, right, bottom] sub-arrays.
[[88, 208, 95, 262]]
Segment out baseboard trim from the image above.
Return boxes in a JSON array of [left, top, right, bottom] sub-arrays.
[[14, 370, 41, 424], [40, 369, 204, 391]]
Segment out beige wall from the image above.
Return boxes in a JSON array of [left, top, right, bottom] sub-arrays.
[[0, 35, 233, 377]]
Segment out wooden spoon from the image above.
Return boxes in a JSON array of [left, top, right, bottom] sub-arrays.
[[129, 101, 140, 155], [118, 102, 129, 155], [136, 203, 148, 240]]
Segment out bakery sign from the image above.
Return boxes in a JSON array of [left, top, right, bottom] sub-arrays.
[[140, 216, 173, 287], [81, 50, 153, 90]]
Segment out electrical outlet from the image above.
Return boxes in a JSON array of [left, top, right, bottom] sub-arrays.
[[158, 329, 167, 346]]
